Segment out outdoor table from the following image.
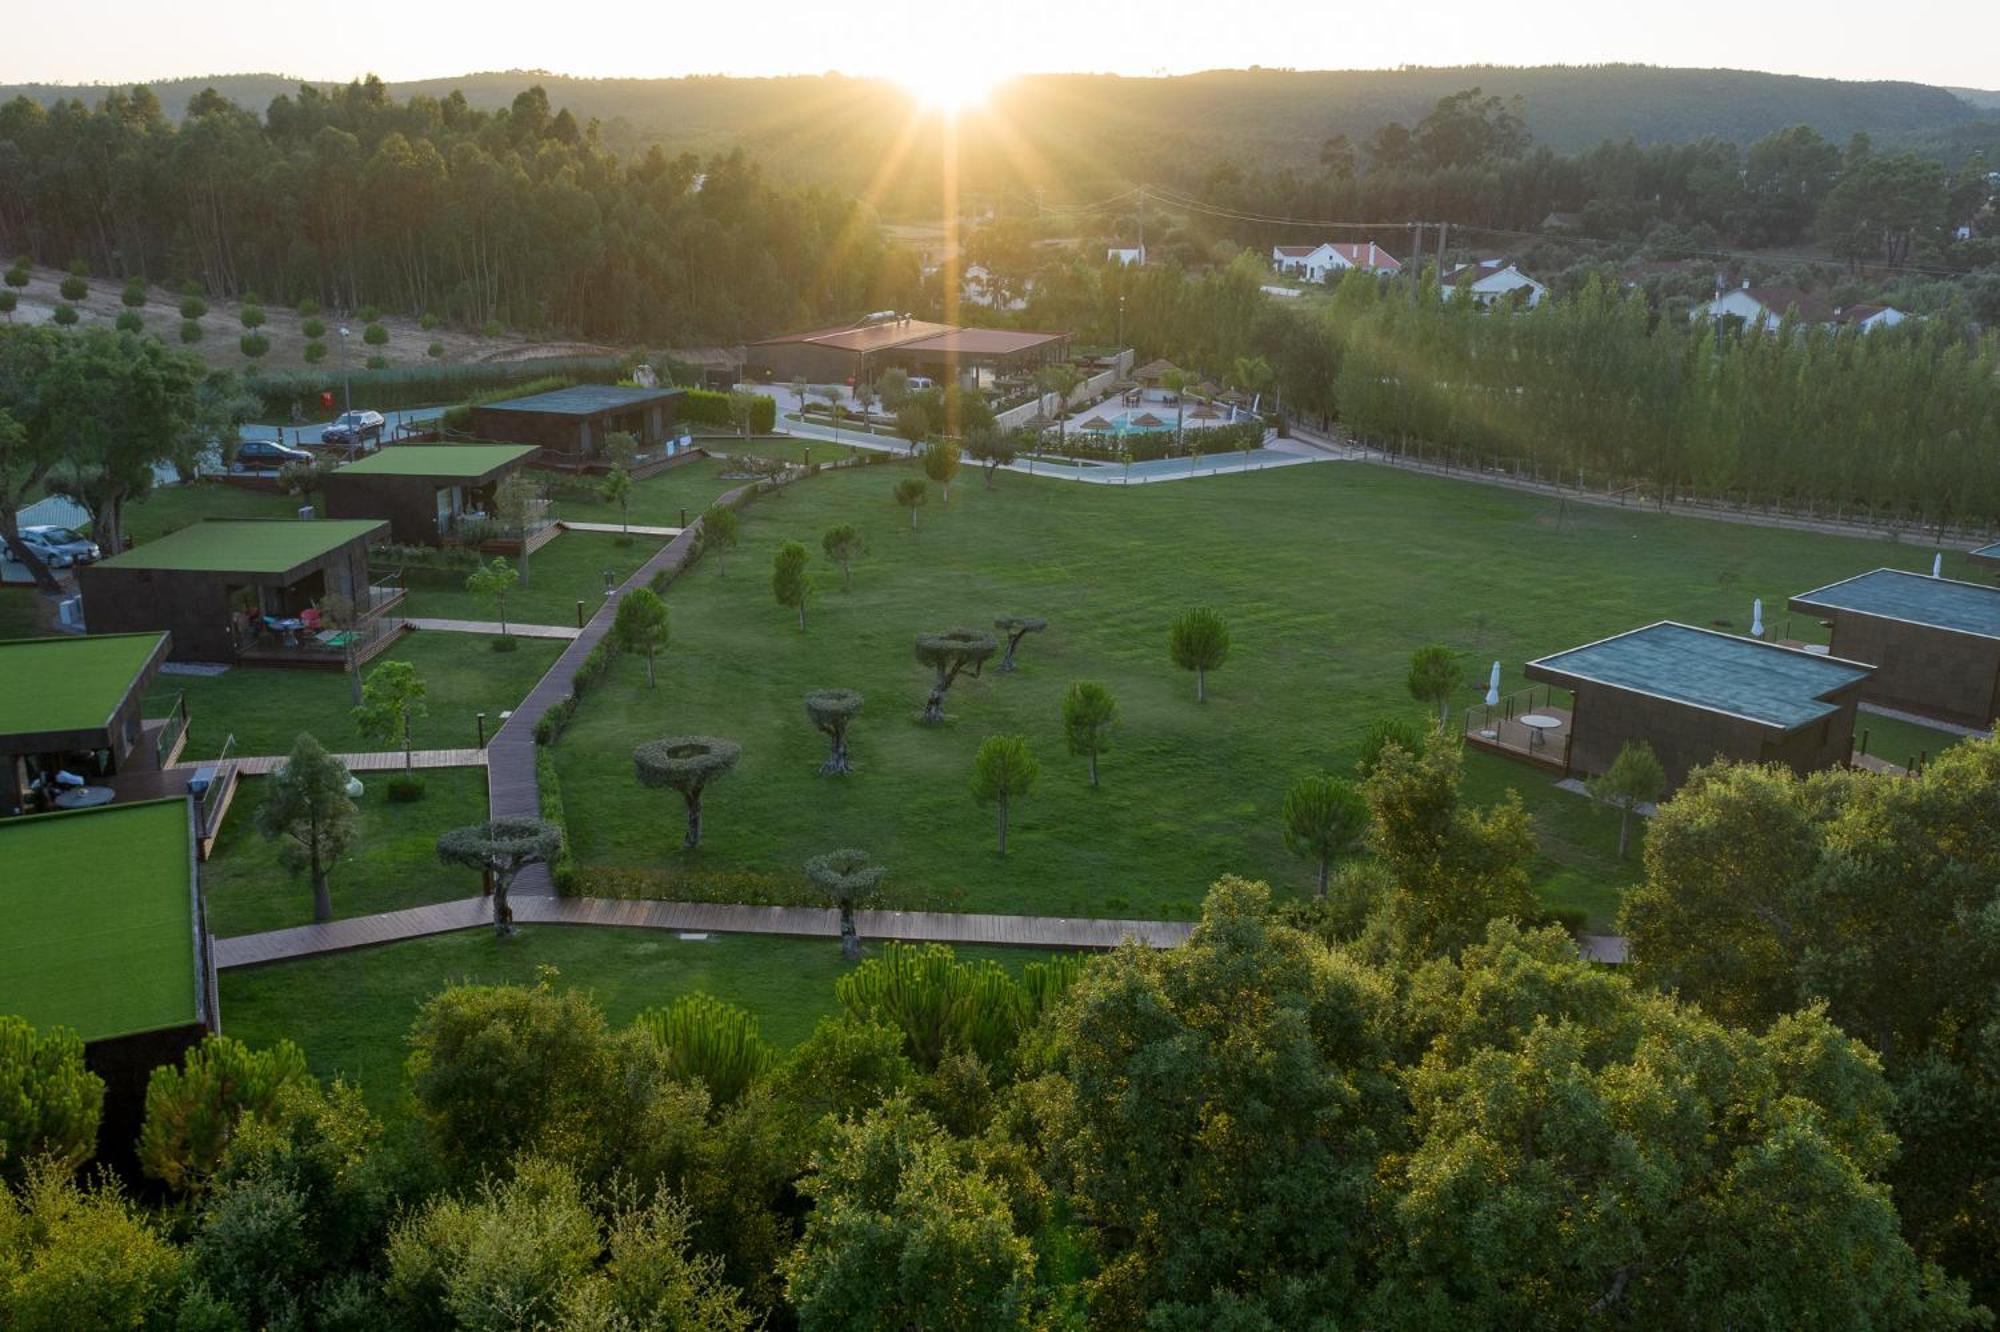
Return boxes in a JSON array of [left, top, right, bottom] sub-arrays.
[[1517, 713, 1561, 749], [52, 785, 115, 809]]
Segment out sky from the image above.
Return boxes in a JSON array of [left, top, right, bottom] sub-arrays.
[[5, 0, 1997, 92]]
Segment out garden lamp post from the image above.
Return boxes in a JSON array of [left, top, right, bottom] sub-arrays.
[[337, 326, 352, 414]]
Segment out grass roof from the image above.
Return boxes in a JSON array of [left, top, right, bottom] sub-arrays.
[[1531, 622, 1871, 730], [95, 519, 384, 574], [335, 444, 539, 479], [1793, 568, 2000, 641], [476, 385, 682, 416], [0, 799, 199, 1041], [0, 633, 167, 739]]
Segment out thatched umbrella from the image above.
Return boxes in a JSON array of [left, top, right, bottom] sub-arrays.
[[1080, 415, 1115, 431], [1131, 411, 1167, 428]]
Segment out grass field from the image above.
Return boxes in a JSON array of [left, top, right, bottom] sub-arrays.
[[147, 630, 563, 759], [202, 768, 491, 936], [122, 481, 300, 544], [548, 457, 1981, 930], [218, 928, 1055, 1114], [548, 439, 843, 530], [395, 530, 668, 626]]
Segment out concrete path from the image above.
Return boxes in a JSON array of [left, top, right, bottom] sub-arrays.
[[183, 748, 487, 776], [1857, 701, 1992, 740], [558, 521, 685, 538], [406, 618, 582, 640]]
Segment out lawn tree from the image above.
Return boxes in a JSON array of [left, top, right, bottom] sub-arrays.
[[0, 1016, 105, 1184], [600, 465, 634, 535], [1160, 367, 1192, 452], [894, 404, 929, 455], [921, 439, 962, 504], [822, 522, 863, 591], [772, 538, 813, 630], [877, 367, 910, 413], [1061, 680, 1118, 787], [893, 477, 927, 530], [493, 471, 542, 586], [804, 688, 864, 775], [812, 384, 846, 442], [915, 628, 998, 723], [1588, 739, 1666, 858], [965, 424, 1016, 487], [315, 590, 366, 705], [612, 586, 669, 687], [993, 615, 1047, 672], [1168, 606, 1231, 701], [633, 736, 742, 849], [600, 428, 638, 472], [253, 733, 359, 923], [137, 1035, 316, 1193], [278, 456, 334, 512], [804, 848, 885, 960], [464, 556, 519, 636], [727, 390, 758, 438], [1406, 643, 1465, 725], [435, 816, 564, 937], [354, 659, 428, 770], [701, 503, 739, 574], [1280, 772, 1370, 899], [970, 734, 1040, 855]]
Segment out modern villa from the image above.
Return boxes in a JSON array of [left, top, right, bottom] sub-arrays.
[[1790, 568, 2000, 725], [323, 444, 541, 546]]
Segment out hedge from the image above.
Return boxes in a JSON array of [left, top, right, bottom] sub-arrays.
[[682, 388, 776, 434], [535, 744, 577, 893]]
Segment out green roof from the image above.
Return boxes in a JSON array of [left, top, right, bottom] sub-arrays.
[[1529, 622, 1871, 730], [1794, 568, 2000, 641], [96, 519, 384, 574], [477, 385, 682, 416], [0, 633, 166, 739], [1972, 542, 2000, 559], [335, 444, 539, 479], [0, 799, 200, 1041]]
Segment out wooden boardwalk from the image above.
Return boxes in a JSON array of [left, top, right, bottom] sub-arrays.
[[558, 521, 685, 538], [212, 894, 1192, 969], [406, 617, 582, 640], [179, 748, 487, 776]]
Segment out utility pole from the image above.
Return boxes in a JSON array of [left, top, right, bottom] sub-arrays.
[[1435, 221, 1448, 279], [1409, 223, 1424, 304], [1137, 186, 1146, 264]]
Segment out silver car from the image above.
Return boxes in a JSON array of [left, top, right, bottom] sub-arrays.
[[19, 524, 101, 566]]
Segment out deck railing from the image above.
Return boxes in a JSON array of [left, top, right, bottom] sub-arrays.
[[153, 692, 190, 770], [1462, 684, 1575, 768], [196, 733, 237, 837]]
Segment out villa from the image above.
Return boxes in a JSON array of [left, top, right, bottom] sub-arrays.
[[1790, 568, 2000, 725]]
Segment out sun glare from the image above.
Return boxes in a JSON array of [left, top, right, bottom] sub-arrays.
[[898, 63, 1007, 114]]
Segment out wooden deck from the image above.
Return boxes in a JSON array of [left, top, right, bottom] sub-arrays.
[[406, 617, 582, 640], [1463, 704, 1573, 773], [178, 747, 487, 777], [558, 521, 686, 538]]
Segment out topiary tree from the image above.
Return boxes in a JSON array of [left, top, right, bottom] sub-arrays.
[[120, 279, 146, 309], [114, 309, 142, 332], [419, 311, 440, 330], [179, 294, 206, 320], [481, 318, 503, 338], [138, 1035, 314, 1192], [613, 585, 669, 687], [254, 733, 359, 922], [0, 1017, 104, 1184], [1061, 680, 1118, 786], [0, 290, 15, 321], [893, 477, 926, 530], [636, 994, 775, 1108], [301, 316, 326, 339], [822, 523, 863, 591], [354, 659, 427, 770], [993, 615, 1047, 672], [3, 264, 28, 290], [239, 303, 266, 330], [362, 322, 387, 346], [634, 736, 742, 849], [303, 340, 327, 364], [1588, 739, 1667, 858], [59, 272, 86, 302], [50, 303, 78, 326], [465, 556, 519, 637], [359, 304, 380, 322], [365, 354, 388, 370], [772, 538, 813, 630], [426, 340, 445, 360], [971, 734, 1039, 855], [702, 504, 738, 575], [297, 297, 320, 318], [239, 331, 270, 360], [804, 688, 864, 775], [915, 628, 998, 723], [179, 319, 203, 343], [1280, 772, 1370, 899], [922, 439, 962, 504], [436, 816, 564, 936], [1169, 606, 1231, 702], [805, 848, 886, 960], [1406, 643, 1465, 725]]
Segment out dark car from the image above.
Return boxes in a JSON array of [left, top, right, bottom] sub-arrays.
[[320, 410, 386, 450], [234, 439, 315, 471]]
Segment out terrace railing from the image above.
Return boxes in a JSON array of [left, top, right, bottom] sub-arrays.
[[153, 691, 190, 770], [196, 733, 237, 839], [1462, 684, 1575, 769]]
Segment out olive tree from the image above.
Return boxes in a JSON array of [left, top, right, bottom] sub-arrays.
[[701, 503, 739, 574], [893, 477, 927, 530], [1588, 739, 1666, 858], [805, 848, 886, 960], [971, 734, 1039, 855], [600, 465, 634, 534], [1280, 772, 1369, 899], [805, 688, 864, 775], [464, 556, 519, 636], [993, 615, 1047, 672], [1168, 606, 1231, 702], [1061, 680, 1118, 787], [634, 736, 742, 849], [354, 659, 427, 770], [612, 586, 669, 687], [1406, 643, 1465, 725], [822, 523, 863, 590], [253, 733, 358, 922], [436, 816, 565, 937], [915, 629, 998, 724], [772, 538, 813, 630], [966, 425, 1017, 487], [922, 440, 962, 504]]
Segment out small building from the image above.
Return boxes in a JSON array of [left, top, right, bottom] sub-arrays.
[[1789, 568, 2000, 726], [324, 444, 541, 546], [1693, 283, 1834, 331], [745, 316, 1072, 390], [0, 797, 218, 1165], [1440, 260, 1547, 308], [80, 519, 395, 667], [1520, 621, 1873, 787], [1831, 302, 1908, 332], [1, 632, 180, 816], [1271, 241, 1401, 283], [471, 385, 687, 470], [1107, 245, 1146, 266]]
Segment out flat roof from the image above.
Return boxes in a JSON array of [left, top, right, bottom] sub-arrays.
[[893, 328, 1070, 358], [94, 519, 385, 574], [0, 632, 167, 739], [335, 444, 539, 480], [1528, 621, 1872, 730], [1972, 542, 2000, 559], [0, 799, 199, 1041], [475, 385, 684, 416], [748, 318, 957, 353], [1791, 568, 2000, 642]]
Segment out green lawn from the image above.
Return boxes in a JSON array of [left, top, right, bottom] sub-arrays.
[[549, 458, 1975, 931], [1851, 709, 1969, 771], [547, 439, 838, 529], [148, 630, 563, 760], [218, 928, 1055, 1114], [202, 768, 491, 936], [122, 481, 300, 544], [394, 530, 667, 626]]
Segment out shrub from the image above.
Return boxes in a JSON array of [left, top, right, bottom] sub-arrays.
[[304, 340, 327, 364], [682, 387, 775, 433], [534, 744, 576, 892], [365, 355, 387, 370], [491, 634, 519, 653], [297, 297, 320, 317], [359, 304, 380, 322], [179, 319, 203, 343], [2, 264, 27, 289], [240, 303, 266, 330], [480, 318, 502, 337], [114, 309, 143, 332], [419, 311, 440, 330], [239, 332, 270, 359], [362, 322, 388, 346], [301, 317, 326, 338], [386, 775, 427, 803], [0, 291, 15, 318], [51, 303, 78, 326], [427, 340, 444, 359], [179, 295, 207, 320], [120, 279, 146, 308], [59, 274, 86, 301]]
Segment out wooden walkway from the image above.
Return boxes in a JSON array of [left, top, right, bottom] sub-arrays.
[[182, 748, 488, 776], [558, 521, 685, 538], [212, 894, 1192, 969], [406, 617, 582, 640]]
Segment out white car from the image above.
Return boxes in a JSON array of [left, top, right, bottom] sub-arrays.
[[16, 525, 101, 568]]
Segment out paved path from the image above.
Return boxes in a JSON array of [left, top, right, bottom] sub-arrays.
[[406, 617, 582, 640], [181, 748, 487, 776], [558, 521, 685, 538], [213, 894, 1191, 969]]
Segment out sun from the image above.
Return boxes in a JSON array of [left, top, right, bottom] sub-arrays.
[[898, 64, 1006, 115]]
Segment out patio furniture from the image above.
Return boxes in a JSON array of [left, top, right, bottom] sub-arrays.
[[53, 785, 115, 809], [1518, 713, 1561, 749]]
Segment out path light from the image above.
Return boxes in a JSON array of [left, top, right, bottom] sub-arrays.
[[1485, 661, 1501, 707], [1751, 598, 1764, 638]]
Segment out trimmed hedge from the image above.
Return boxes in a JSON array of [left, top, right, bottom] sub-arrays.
[[536, 744, 577, 893], [682, 388, 776, 434]]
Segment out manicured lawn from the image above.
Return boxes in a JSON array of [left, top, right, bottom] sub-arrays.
[[122, 481, 299, 544], [395, 530, 667, 626], [550, 458, 1963, 930], [147, 630, 563, 759], [548, 439, 836, 529], [218, 928, 1055, 1114], [202, 768, 491, 936], [1852, 709, 1970, 771]]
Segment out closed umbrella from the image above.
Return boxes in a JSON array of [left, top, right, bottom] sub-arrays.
[[1751, 598, 1764, 637], [1934, 552, 1944, 578], [1485, 661, 1501, 706]]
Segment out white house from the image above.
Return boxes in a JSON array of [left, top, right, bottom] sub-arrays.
[[1107, 245, 1145, 267], [1693, 283, 1907, 333], [1831, 303, 1908, 333], [1271, 241, 1401, 283], [1438, 260, 1547, 308]]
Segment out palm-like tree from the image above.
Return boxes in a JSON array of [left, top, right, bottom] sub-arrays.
[[1038, 362, 1087, 454], [1160, 368, 1192, 454]]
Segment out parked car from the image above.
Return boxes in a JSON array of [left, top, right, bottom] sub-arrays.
[[320, 410, 386, 450], [234, 438, 315, 471], [15, 525, 100, 567]]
